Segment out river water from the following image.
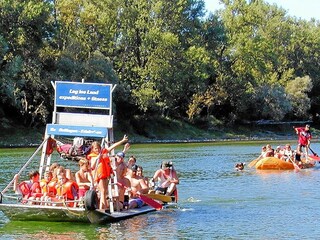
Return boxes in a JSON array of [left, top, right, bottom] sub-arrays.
[[1, 141, 320, 239]]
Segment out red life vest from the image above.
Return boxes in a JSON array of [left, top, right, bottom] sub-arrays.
[[46, 137, 57, 155], [19, 181, 42, 198]]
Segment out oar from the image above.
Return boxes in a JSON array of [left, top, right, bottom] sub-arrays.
[[289, 158, 301, 172], [116, 182, 163, 210], [140, 194, 163, 210], [248, 158, 259, 168], [309, 147, 318, 156], [145, 193, 173, 203]]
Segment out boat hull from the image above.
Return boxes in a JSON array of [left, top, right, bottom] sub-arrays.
[[255, 157, 295, 170], [0, 203, 156, 224], [255, 157, 316, 170]]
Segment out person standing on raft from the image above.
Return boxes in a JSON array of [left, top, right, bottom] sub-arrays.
[[294, 124, 312, 165]]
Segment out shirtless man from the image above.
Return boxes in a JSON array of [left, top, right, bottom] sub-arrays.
[[127, 165, 149, 209]]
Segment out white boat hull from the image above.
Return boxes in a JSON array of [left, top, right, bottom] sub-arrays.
[[0, 203, 156, 224]]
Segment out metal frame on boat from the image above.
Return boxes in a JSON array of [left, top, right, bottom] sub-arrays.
[[0, 81, 171, 224]]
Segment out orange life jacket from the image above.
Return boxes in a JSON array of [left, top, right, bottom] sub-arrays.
[[56, 180, 79, 200], [87, 149, 113, 181]]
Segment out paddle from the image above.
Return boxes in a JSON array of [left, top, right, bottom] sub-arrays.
[[289, 158, 301, 172], [248, 158, 260, 168], [116, 182, 163, 210], [139, 194, 163, 210], [309, 147, 318, 157], [145, 193, 173, 203]]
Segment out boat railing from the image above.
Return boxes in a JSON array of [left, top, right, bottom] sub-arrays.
[[0, 137, 50, 195]]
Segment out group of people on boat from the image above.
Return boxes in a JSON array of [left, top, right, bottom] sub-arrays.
[[260, 125, 312, 167], [14, 135, 179, 211], [259, 124, 313, 167], [235, 124, 314, 170]]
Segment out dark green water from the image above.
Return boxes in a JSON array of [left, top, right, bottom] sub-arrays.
[[1, 141, 320, 239]]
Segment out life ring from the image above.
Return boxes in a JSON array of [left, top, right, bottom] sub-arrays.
[[84, 190, 98, 210]]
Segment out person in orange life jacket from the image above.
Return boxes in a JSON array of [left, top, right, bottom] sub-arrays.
[[40, 171, 53, 193], [75, 158, 93, 198], [49, 162, 74, 181], [14, 170, 42, 204], [52, 171, 78, 207], [86, 135, 129, 210], [43, 166, 67, 205], [151, 161, 179, 196], [294, 124, 312, 165], [46, 163, 63, 197], [39, 171, 55, 204]]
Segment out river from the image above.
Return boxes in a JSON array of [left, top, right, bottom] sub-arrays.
[[1, 141, 320, 239]]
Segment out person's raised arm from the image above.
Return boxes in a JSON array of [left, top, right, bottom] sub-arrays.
[[105, 135, 128, 152]]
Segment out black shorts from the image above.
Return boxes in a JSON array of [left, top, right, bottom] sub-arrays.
[[155, 187, 168, 194]]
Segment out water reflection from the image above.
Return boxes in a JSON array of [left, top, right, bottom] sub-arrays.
[[95, 210, 180, 239], [0, 221, 96, 240]]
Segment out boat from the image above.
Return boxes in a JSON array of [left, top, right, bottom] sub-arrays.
[[255, 156, 317, 170], [0, 201, 157, 224], [0, 81, 176, 224]]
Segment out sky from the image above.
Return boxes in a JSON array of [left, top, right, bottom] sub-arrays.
[[204, 0, 320, 21]]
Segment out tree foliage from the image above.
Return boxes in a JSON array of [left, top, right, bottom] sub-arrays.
[[0, 0, 320, 131]]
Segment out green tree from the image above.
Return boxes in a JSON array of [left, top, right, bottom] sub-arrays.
[[0, 0, 53, 126], [285, 76, 312, 119]]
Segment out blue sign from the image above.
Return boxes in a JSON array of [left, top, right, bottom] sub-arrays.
[[55, 82, 111, 109], [46, 124, 108, 138]]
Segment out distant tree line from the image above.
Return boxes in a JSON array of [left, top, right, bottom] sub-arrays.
[[0, 0, 319, 130]]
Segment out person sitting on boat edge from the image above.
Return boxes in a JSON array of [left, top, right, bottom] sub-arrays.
[[151, 161, 179, 196], [128, 165, 149, 209], [75, 158, 93, 200], [14, 170, 42, 205]]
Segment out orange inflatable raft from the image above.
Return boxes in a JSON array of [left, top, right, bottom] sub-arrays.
[[255, 157, 295, 170], [255, 156, 317, 170]]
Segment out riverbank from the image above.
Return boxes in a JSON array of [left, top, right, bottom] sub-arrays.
[[1, 119, 317, 148]]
